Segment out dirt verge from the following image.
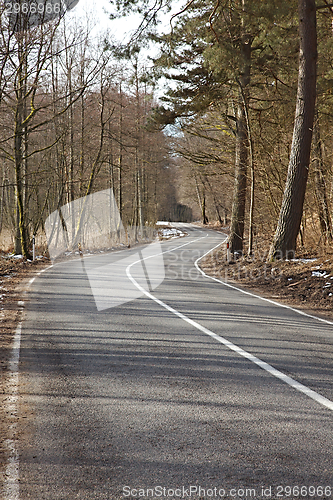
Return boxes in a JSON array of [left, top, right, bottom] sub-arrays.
[[1, 226, 332, 484], [200, 238, 333, 322], [0, 255, 50, 484]]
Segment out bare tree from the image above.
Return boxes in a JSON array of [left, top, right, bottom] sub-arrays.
[[0, 15, 102, 256], [313, 111, 332, 242]]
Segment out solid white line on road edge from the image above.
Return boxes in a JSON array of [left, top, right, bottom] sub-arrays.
[[3, 319, 22, 500], [126, 240, 333, 412], [195, 242, 333, 326], [3, 264, 53, 500], [1, 236, 207, 499]]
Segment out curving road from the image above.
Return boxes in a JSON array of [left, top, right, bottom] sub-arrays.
[[7, 225, 333, 499]]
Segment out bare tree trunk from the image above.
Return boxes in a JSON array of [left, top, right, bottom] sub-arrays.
[[194, 174, 202, 216], [118, 80, 123, 220], [134, 61, 144, 231], [79, 92, 85, 197], [195, 174, 208, 224], [269, 0, 317, 260], [14, 39, 30, 258], [14, 122, 29, 257], [109, 137, 114, 194], [205, 176, 223, 225], [313, 112, 332, 242], [0, 170, 5, 234], [137, 168, 144, 229], [229, 3, 251, 255], [69, 84, 75, 204], [201, 185, 208, 225]]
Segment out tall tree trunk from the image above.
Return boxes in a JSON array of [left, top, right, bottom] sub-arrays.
[[79, 92, 85, 197], [137, 168, 144, 229], [229, 4, 251, 255], [201, 185, 208, 225], [241, 83, 255, 257], [14, 40, 30, 258], [194, 174, 208, 224], [313, 112, 332, 242], [14, 119, 29, 257], [269, 0, 317, 260], [118, 80, 123, 221], [205, 176, 223, 225], [134, 61, 144, 231], [0, 170, 5, 235]]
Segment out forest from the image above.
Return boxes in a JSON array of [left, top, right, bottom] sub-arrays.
[[0, 0, 332, 262], [0, 1, 182, 258]]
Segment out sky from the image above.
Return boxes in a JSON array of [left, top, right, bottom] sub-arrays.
[[69, 0, 181, 47], [69, 0, 150, 45], [68, 0, 178, 102]]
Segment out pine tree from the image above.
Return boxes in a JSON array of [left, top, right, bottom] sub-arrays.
[[268, 0, 317, 259]]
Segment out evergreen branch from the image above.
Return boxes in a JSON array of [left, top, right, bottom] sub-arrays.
[[170, 0, 197, 34], [316, 2, 333, 9], [209, 0, 220, 43]]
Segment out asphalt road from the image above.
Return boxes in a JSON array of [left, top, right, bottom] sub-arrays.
[[10, 225, 333, 499]]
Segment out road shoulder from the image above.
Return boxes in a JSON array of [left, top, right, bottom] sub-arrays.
[[0, 256, 50, 485], [199, 234, 333, 323]]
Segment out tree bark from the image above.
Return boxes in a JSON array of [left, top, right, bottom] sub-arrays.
[[118, 80, 124, 221], [201, 186, 208, 225], [313, 112, 332, 242], [229, 14, 251, 255], [14, 119, 30, 257], [268, 0, 317, 260], [14, 41, 30, 258]]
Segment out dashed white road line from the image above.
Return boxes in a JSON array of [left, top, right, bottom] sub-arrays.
[[126, 235, 333, 412]]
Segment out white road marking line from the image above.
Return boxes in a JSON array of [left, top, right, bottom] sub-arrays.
[[3, 322, 22, 500], [7, 230, 331, 500], [195, 240, 333, 326], [1, 236, 205, 498], [3, 263, 53, 500], [38, 264, 54, 273], [126, 236, 333, 412]]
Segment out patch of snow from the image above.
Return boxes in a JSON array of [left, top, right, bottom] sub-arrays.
[[312, 271, 330, 278], [159, 228, 186, 239], [156, 221, 171, 226], [291, 258, 317, 263]]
